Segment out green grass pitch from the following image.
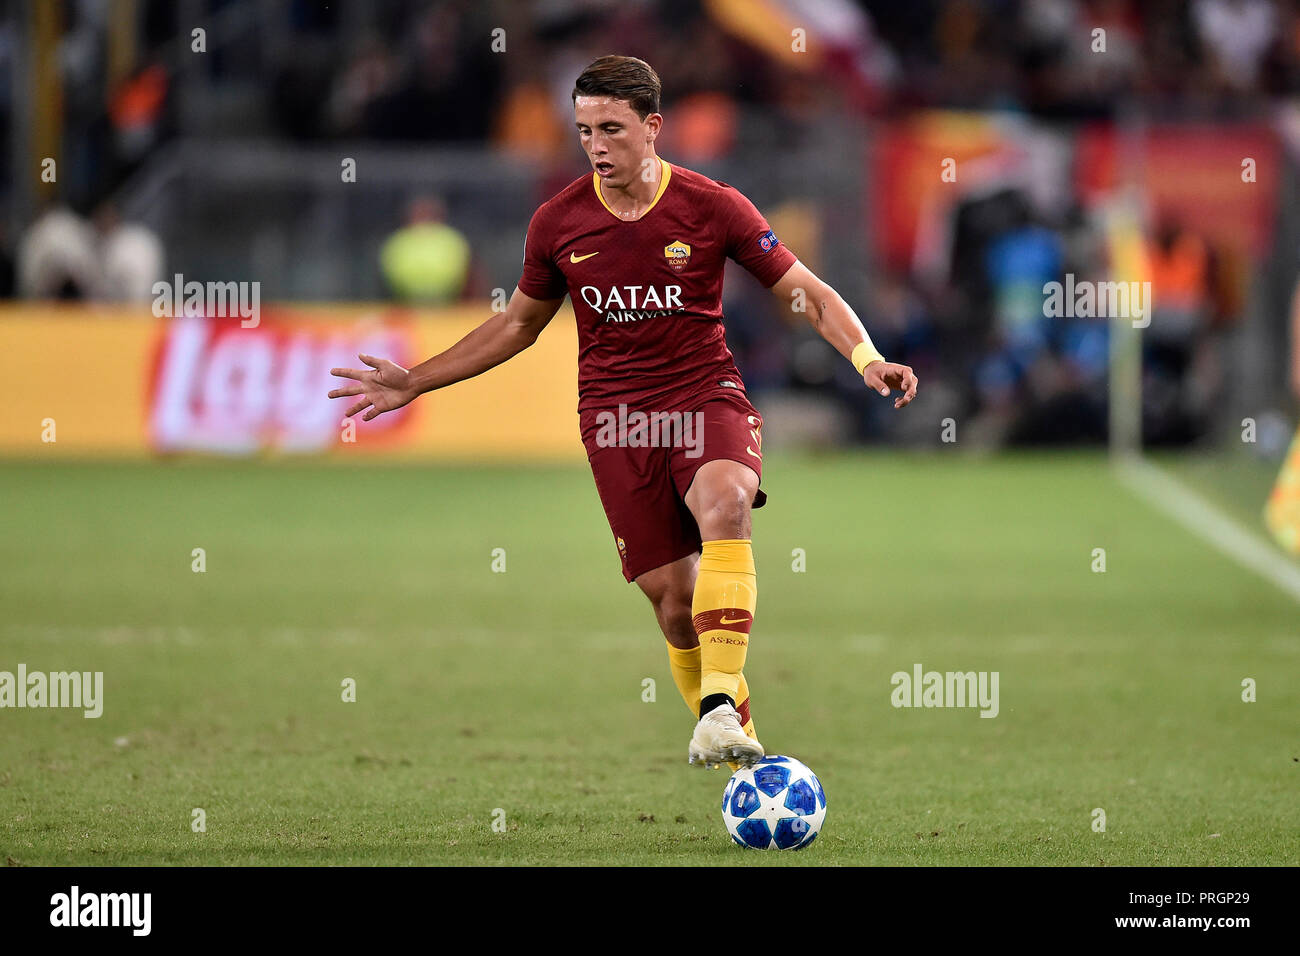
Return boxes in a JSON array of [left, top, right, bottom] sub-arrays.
[[0, 453, 1296, 866]]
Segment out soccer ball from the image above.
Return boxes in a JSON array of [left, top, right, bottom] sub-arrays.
[[721, 755, 826, 849]]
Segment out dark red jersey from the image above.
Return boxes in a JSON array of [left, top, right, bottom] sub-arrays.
[[517, 159, 797, 413]]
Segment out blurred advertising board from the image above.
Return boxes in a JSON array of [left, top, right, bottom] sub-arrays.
[[0, 303, 583, 460]]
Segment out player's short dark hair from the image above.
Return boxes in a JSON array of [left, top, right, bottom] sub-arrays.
[[572, 55, 661, 120]]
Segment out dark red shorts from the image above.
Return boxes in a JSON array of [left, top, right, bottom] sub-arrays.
[[580, 391, 766, 582]]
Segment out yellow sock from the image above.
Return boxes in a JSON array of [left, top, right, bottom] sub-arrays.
[[666, 642, 757, 740], [736, 671, 756, 740], [692, 538, 756, 708], [726, 672, 759, 769], [664, 642, 701, 719]]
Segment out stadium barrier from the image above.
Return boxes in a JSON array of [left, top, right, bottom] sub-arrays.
[[0, 303, 584, 460]]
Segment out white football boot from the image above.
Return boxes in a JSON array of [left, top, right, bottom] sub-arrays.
[[688, 702, 764, 769]]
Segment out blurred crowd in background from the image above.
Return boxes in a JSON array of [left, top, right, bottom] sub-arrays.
[[4, 0, 1300, 448]]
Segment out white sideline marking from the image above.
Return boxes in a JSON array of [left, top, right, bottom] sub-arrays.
[[1116, 456, 1300, 604]]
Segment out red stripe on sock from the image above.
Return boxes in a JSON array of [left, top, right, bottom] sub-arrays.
[[691, 608, 753, 635]]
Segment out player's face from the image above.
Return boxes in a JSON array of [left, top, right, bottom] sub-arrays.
[[574, 96, 661, 189]]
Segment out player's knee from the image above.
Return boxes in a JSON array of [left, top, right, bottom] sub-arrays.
[[667, 602, 697, 647], [698, 483, 752, 538], [652, 591, 696, 647], [640, 574, 689, 617], [653, 585, 691, 621]]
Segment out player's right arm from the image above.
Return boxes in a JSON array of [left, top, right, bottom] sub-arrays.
[[327, 287, 563, 421]]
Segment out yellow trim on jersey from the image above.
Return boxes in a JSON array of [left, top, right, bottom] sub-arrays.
[[593, 158, 672, 221]]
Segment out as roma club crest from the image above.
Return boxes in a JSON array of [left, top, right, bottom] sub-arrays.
[[664, 239, 691, 273]]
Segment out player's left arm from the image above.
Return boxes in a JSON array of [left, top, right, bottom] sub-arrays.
[[770, 260, 918, 409]]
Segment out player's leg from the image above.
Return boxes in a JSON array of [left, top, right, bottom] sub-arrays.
[[685, 456, 759, 705], [680, 456, 764, 768], [670, 396, 769, 765], [634, 553, 702, 719], [582, 402, 761, 767], [581, 412, 715, 731], [636, 555, 757, 746]]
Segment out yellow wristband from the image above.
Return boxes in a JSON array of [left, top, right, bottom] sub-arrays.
[[851, 341, 886, 375]]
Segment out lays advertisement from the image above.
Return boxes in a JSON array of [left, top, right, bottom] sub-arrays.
[[0, 303, 583, 460]]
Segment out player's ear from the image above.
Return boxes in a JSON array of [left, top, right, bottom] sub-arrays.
[[644, 112, 663, 143]]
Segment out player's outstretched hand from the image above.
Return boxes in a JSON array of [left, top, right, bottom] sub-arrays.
[[864, 362, 918, 409], [328, 353, 418, 421]]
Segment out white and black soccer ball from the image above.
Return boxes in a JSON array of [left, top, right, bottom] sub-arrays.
[[721, 755, 826, 849]]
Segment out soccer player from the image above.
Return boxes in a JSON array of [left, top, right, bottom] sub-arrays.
[[328, 55, 918, 769]]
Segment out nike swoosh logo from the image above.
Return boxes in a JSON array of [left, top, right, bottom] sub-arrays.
[[692, 607, 753, 634], [570, 251, 600, 263]]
